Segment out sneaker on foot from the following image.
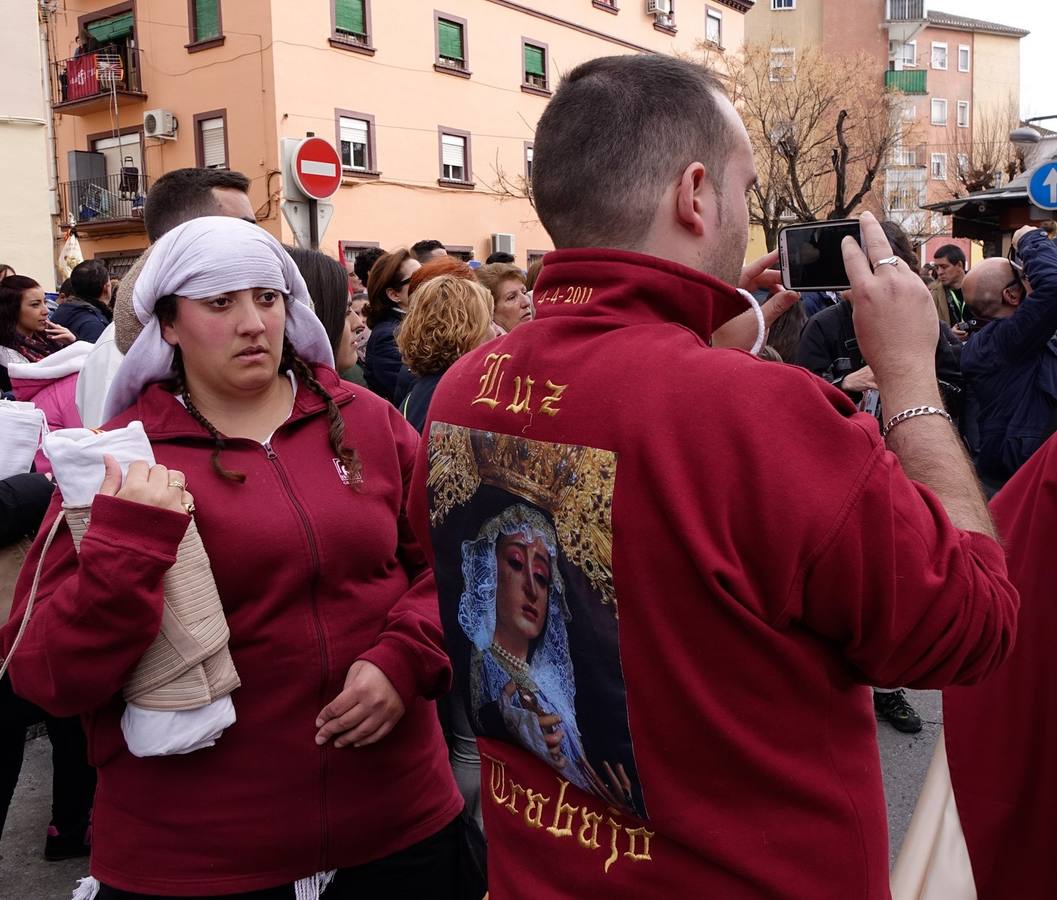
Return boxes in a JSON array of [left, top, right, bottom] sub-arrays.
[[44, 822, 91, 861], [873, 689, 923, 734]]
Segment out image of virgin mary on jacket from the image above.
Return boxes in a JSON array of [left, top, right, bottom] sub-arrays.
[[427, 425, 647, 818]]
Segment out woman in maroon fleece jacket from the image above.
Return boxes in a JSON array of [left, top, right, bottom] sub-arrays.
[[2, 217, 463, 898]]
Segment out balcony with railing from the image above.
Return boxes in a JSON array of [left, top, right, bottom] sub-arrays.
[[885, 0, 927, 42], [885, 69, 927, 94], [59, 172, 149, 234], [886, 0, 926, 21], [52, 45, 145, 114]]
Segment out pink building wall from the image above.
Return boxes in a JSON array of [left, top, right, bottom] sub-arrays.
[[49, 0, 752, 270]]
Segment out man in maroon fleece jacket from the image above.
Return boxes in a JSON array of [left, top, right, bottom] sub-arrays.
[[408, 55, 1016, 899]]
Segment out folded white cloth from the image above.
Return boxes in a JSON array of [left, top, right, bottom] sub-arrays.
[[0, 400, 48, 479], [43, 421, 155, 505], [75, 323, 124, 429], [43, 422, 238, 757], [121, 695, 236, 757], [103, 216, 334, 421], [7, 340, 93, 381]]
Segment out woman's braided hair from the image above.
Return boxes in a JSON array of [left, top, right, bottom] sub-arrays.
[[158, 296, 360, 486], [279, 336, 361, 485]]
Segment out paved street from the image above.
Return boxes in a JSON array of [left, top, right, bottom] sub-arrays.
[[0, 690, 941, 899]]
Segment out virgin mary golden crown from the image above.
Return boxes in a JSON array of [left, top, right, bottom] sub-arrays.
[[470, 430, 584, 514]]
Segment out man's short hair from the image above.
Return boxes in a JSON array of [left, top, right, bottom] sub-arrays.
[[70, 259, 110, 302], [485, 251, 516, 265], [144, 168, 251, 242], [933, 244, 966, 269], [532, 55, 733, 250], [353, 247, 386, 289], [411, 239, 445, 264]]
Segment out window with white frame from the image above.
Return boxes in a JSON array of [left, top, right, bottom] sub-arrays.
[[931, 98, 948, 125], [769, 48, 795, 81], [339, 116, 370, 170], [931, 153, 947, 180], [931, 42, 947, 70], [900, 99, 918, 121], [958, 45, 970, 72], [902, 40, 917, 67], [441, 132, 468, 182], [706, 8, 722, 45], [197, 116, 226, 169], [957, 153, 969, 177], [893, 146, 917, 166], [525, 144, 533, 180], [771, 0, 794, 8], [956, 101, 969, 128]]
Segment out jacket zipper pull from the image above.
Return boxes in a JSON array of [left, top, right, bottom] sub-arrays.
[[263, 441, 277, 460]]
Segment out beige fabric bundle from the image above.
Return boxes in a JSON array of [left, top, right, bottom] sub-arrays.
[[890, 730, 977, 900], [64, 505, 239, 709]]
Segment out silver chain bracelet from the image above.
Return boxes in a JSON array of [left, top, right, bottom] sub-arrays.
[[881, 406, 954, 439]]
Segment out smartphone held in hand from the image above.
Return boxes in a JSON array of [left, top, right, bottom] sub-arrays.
[[779, 219, 864, 292]]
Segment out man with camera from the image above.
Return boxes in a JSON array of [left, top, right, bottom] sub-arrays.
[[960, 225, 1057, 490], [410, 55, 1016, 898]]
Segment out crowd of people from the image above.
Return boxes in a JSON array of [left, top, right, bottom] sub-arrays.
[[0, 50, 1054, 900]]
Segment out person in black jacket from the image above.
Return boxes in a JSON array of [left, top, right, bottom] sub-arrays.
[[364, 249, 420, 403], [959, 226, 1057, 489], [0, 472, 96, 860], [50, 259, 113, 343]]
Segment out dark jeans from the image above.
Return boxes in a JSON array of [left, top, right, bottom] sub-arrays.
[[0, 672, 96, 840], [96, 816, 460, 899]]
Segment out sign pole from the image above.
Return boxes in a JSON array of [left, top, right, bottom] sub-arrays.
[[309, 198, 319, 249]]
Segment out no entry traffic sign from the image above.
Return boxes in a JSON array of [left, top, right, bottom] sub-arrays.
[[291, 137, 342, 200]]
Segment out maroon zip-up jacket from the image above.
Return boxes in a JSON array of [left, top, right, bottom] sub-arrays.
[[3, 366, 462, 895], [408, 248, 1018, 899]]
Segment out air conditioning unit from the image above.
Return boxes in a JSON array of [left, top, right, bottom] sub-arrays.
[[646, 0, 672, 15], [491, 233, 515, 256], [144, 109, 177, 140]]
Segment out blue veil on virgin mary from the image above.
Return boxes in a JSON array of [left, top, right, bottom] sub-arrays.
[[458, 502, 593, 794]]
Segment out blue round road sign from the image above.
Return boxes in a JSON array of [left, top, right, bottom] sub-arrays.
[[1028, 161, 1057, 211]]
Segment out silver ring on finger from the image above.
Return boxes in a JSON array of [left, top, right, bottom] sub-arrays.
[[875, 256, 901, 268]]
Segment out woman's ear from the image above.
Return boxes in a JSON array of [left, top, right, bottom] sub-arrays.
[[160, 318, 179, 347], [385, 287, 399, 305]]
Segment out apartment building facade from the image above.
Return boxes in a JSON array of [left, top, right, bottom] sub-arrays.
[[744, 0, 1027, 262], [43, 0, 753, 280]]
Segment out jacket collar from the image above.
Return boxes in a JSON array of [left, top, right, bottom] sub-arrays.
[[532, 248, 752, 343], [108, 364, 356, 440], [71, 296, 114, 320]]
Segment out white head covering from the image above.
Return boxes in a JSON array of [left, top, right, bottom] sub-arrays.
[[102, 217, 334, 421]]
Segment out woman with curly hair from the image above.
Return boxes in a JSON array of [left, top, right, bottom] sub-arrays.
[[3, 217, 463, 898], [396, 274, 494, 433]]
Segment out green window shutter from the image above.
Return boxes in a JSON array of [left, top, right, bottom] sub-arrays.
[[194, 0, 220, 41], [438, 20, 463, 61], [335, 0, 365, 35], [86, 12, 134, 43], [524, 45, 545, 77]]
